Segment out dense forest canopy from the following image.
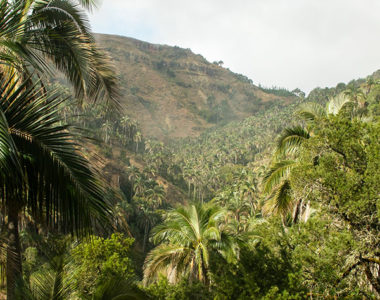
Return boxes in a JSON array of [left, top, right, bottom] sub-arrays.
[[0, 1, 379, 299]]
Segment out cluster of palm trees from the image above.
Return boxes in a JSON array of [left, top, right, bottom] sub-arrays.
[[74, 99, 302, 213], [213, 167, 262, 232], [59, 99, 144, 153], [119, 102, 300, 205], [100, 115, 142, 151], [140, 78, 380, 289], [0, 0, 118, 298], [116, 165, 168, 254], [167, 103, 299, 201]]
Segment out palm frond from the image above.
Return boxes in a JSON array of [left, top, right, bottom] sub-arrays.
[[326, 93, 352, 115], [77, 0, 99, 11], [262, 160, 297, 194], [263, 180, 293, 217], [0, 76, 112, 236], [93, 276, 149, 300], [0, 107, 22, 182], [0, 0, 119, 107], [143, 244, 190, 285], [276, 126, 310, 156], [296, 102, 326, 121]]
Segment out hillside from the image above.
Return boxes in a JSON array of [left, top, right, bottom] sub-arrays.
[[95, 34, 298, 140]]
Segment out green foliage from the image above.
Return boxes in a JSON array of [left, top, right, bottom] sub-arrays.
[[70, 234, 135, 298], [144, 202, 238, 285], [287, 118, 379, 296], [259, 85, 296, 97], [210, 219, 306, 299], [0, 0, 118, 105], [144, 277, 211, 300], [294, 117, 379, 227], [5, 7, 379, 296]]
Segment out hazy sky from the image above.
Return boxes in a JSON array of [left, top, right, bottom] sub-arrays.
[[89, 0, 380, 93]]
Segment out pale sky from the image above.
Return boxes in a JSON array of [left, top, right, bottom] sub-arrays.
[[89, 0, 380, 94]]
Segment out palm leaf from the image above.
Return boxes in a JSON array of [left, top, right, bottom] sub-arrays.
[[0, 0, 119, 107], [262, 160, 297, 194], [93, 276, 149, 300], [296, 102, 326, 121], [77, 0, 99, 11], [0, 107, 22, 182], [326, 93, 351, 115], [143, 243, 190, 285], [0, 76, 112, 236], [276, 126, 310, 156], [263, 180, 293, 217]]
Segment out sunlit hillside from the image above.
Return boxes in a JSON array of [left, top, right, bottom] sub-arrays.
[[1, 1, 379, 298], [94, 34, 298, 139]]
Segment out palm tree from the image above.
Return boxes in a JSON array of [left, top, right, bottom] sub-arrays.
[[143, 203, 237, 286], [135, 202, 161, 254], [15, 236, 74, 300], [133, 131, 142, 153], [343, 85, 365, 109], [126, 166, 140, 199], [133, 176, 146, 196], [145, 185, 166, 209], [120, 115, 131, 144], [101, 120, 113, 144], [364, 77, 379, 95], [0, 0, 118, 105], [262, 94, 354, 222], [0, 77, 111, 299]]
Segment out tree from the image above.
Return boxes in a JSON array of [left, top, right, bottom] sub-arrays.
[[145, 185, 166, 209], [101, 120, 113, 144], [135, 202, 162, 253], [210, 219, 306, 299], [291, 117, 380, 295], [0, 77, 111, 299], [344, 85, 365, 109], [143, 203, 238, 286], [70, 233, 135, 298], [0, 0, 118, 105], [134, 131, 142, 153], [15, 235, 74, 300], [262, 95, 353, 223], [262, 126, 310, 222]]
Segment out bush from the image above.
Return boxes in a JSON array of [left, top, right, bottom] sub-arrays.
[[70, 233, 136, 298]]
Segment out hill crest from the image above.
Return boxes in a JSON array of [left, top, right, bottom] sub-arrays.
[[95, 33, 298, 140]]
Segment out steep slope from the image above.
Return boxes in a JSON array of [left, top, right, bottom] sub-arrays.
[[95, 34, 297, 140]]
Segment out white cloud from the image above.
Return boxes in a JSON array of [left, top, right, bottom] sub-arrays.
[[89, 0, 380, 93]]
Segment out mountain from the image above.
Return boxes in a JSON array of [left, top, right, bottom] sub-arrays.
[[95, 33, 298, 140], [64, 34, 379, 207]]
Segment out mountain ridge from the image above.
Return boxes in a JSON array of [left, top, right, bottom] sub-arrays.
[[94, 33, 298, 140]]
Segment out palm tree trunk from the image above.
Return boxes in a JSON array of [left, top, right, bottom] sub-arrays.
[[6, 205, 22, 300], [200, 252, 209, 287], [143, 223, 148, 253]]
